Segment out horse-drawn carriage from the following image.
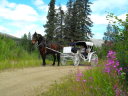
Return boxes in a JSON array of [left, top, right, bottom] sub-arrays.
[[61, 41, 98, 66], [32, 32, 98, 66]]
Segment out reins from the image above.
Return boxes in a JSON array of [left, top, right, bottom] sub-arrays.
[[37, 41, 62, 54]]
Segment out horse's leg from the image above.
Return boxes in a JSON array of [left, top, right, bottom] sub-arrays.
[[52, 54, 56, 66], [41, 54, 46, 66], [57, 53, 60, 66]]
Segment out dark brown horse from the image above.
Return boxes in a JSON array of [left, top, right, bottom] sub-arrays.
[[32, 32, 61, 66]]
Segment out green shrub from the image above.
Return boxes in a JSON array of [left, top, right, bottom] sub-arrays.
[[0, 35, 39, 60]]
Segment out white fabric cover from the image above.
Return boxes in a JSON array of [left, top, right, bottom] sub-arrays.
[[63, 46, 72, 53], [86, 42, 93, 46]]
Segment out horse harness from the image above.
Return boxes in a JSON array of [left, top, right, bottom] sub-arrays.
[[37, 41, 61, 54]]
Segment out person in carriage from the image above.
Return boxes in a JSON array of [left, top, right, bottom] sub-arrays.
[[75, 41, 88, 58], [69, 39, 78, 53], [69, 40, 89, 58]]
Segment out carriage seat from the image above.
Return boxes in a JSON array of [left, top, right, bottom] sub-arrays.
[[63, 46, 80, 54], [63, 46, 72, 53]]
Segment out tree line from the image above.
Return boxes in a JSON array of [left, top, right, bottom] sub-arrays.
[[44, 0, 93, 45], [20, 32, 36, 53], [20, 0, 93, 52]]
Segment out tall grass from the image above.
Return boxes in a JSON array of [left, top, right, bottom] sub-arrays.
[[41, 62, 115, 96], [0, 35, 38, 60], [41, 55, 127, 96], [0, 35, 44, 70], [0, 60, 42, 71]]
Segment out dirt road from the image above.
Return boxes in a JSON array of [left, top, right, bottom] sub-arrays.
[[0, 66, 90, 96]]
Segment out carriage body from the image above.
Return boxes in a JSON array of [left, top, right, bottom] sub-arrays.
[[61, 41, 98, 66]]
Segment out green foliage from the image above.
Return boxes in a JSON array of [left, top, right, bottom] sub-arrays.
[[0, 60, 42, 71], [103, 24, 119, 41], [106, 13, 128, 81], [54, 6, 65, 44], [94, 46, 105, 59], [20, 33, 35, 53], [44, 0, 93, 44], [64, 0, 93, 42], [94, 46, 110, 60], [44, 0, 56, 41], [0, 34, 38, 61]]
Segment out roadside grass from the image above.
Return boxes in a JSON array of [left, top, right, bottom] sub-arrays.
[[0, 59, 54, 71], [0, 55, 78, 71], [40, 60, 116, 96]]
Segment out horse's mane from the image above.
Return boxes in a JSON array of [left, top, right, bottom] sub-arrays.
[[37, 34, 46, 42], [37, 34, 62, 48]]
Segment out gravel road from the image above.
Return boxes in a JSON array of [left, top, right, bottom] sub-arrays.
[[0, 66, 90, 96]]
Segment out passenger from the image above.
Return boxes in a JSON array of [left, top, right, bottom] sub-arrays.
[[69, 39, 77, 53], [69, 39, 75, 46]]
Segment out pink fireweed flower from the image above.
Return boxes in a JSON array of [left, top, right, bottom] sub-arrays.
[[76, 68, 83, 81], [107, 50, 116, 57], [107, 50, 116, 59], [113, 65, 117, 68], [115, 88, 121, 96], [76, 77, 80, 81], [113, 84, 118, 90], [76, 72, 83, 77], [117, 67, 122, 74], [105, 67, 111, 73], [115, 61, 119, 66], [89, 77, 93, 80], [119, 67, 122, 71], [105, 50, 122, 75], [108, 59, 115, 64], [83, 79, 86, 82]]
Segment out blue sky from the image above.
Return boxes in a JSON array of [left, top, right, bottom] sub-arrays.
[[0, 0, 127, 39]]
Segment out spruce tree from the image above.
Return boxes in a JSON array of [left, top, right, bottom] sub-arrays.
[[64, 0, 74, 42], [28, 32, 31, 40], [74, 0, 93, 40], [103, 24, 119, 41], [27, 32, 33, 52], [44, 0, 56, 41], [64, 0, 93, 42], [54, 6, 64, 44], [20, 34, 28, 51]]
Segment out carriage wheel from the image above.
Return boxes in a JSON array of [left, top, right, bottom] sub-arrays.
[[90, 53, 98, 67], [73, 55, 80, 66], [61, 57, 67, 65]]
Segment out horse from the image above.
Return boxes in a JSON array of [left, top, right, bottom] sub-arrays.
[[32, 32, 61, 66]]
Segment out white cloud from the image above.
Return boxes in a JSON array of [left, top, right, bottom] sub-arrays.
[[0, 26, 10, 33], [33, 0, 48, 12], [93, 32, 104, 39], [34, 0, 44, 5], [91, 0, 128, 13], [33, 0, 67, 13], [90, 13, 127, 25], [61, 5, 67, 12], [90, 14, 109, 24], [12, 24, 45, 38], [0, 4, 39, 22], [118, 13, 127, 20], [0, 0, 16, 8], [0, 0, 46, 38]]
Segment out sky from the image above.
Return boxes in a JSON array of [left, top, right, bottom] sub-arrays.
[[0, 0, 127, 39]]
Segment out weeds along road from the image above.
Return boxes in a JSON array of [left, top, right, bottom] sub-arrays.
[[0, 66, 90, 96]]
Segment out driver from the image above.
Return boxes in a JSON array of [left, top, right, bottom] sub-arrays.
[[69, 39, 77, 53]]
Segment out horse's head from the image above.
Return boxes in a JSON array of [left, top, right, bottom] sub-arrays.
[[32, 32, 46, 44], [32, 32, 38, 44]]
